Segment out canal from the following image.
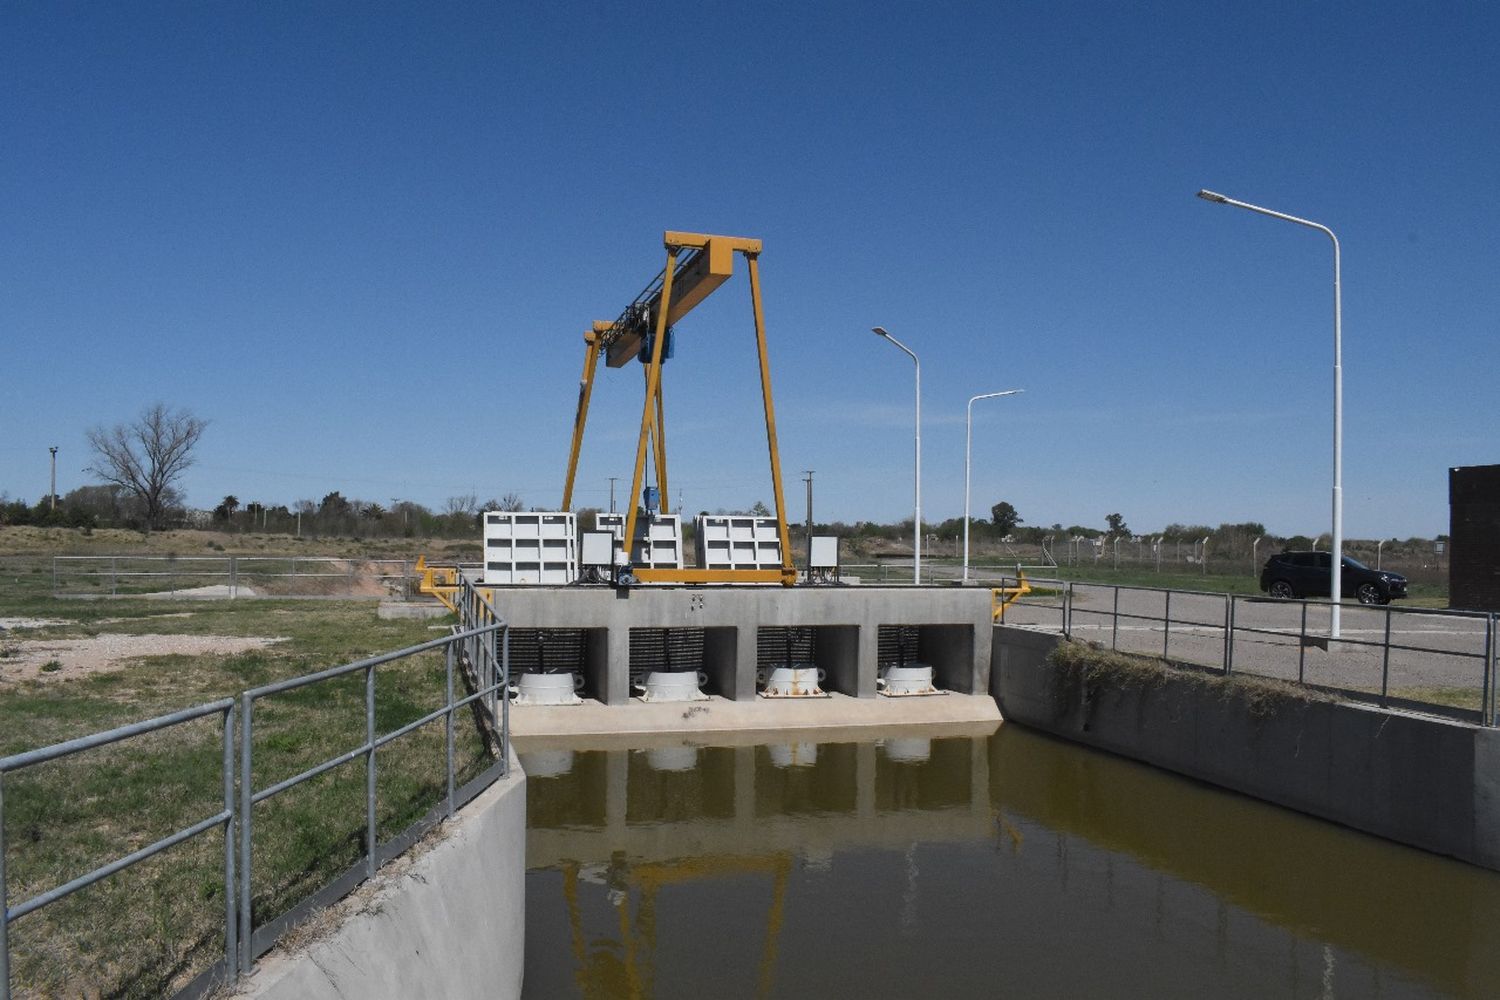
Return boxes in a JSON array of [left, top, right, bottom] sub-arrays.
[[519, 724, 1500, 998]]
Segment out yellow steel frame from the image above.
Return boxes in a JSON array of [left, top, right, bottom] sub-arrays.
[[561, 231, 797, 586], [991, 570, 1032, 620]]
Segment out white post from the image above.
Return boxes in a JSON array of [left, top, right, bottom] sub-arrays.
[[873, 327, 921, 584], [963, 390, 1023, 584], [1199, 189, 1342, 638]]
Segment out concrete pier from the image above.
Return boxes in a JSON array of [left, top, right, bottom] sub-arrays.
[[487, 585, 994, 706]]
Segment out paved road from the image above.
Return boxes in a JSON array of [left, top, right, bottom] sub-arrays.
[[996, 582, 1493, 711]]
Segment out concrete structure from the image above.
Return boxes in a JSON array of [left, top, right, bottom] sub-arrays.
[[1450, 464, 1500, 611], [234, 750, 527, 1000], [488, 585, 993, 706], [510, 690, 1000, 739], [991, 625, 1500, 872]]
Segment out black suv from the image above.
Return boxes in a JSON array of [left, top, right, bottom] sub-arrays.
[[1259, 551, 1407, 605]]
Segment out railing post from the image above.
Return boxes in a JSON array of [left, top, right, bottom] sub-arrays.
[[365, 664, 377, 877], [222, 705, 237, 983], [1162, 591, 1172, 661], [2, 769, 11, 1000], [1298, 602, 1308, 684], [501, 625, 511, 774], [1224, 595, 1235, 676], [51, 556, 57, 596], [1380, 608, 1393, 708], [1111, 586, 1119, 650], [230, 557, 238, 600], [1486, 613, 1496, 728], [239, 694, 253, 974], [445, 642, 455, 819], [111, 556, 117, 596]]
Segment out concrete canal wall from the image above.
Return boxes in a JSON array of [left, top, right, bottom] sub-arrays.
[[235, 750, 527, 1000], [991, 625, 1500, 872]]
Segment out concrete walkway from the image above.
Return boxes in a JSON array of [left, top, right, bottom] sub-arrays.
[[508, 691, 1001, 740]]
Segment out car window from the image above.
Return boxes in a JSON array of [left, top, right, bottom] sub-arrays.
[[1313, 553, 1331, 569], [1342, 556, 1370, 571]]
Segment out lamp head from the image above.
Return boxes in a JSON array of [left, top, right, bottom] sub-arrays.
[[872, 326, 890, 338], [1197, 189, 1230, 204]]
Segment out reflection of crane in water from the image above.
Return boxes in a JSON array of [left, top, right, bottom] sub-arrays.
[[560, 853, 794, 1000]]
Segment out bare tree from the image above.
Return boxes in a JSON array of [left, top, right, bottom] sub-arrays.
[[443, 493, 479, 517], [86, 404, 208, 531]]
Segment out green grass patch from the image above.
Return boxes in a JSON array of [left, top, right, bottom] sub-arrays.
[[0, 594, 492, 998]]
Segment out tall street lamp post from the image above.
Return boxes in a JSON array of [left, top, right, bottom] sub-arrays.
[[964, 390, 1024, 583], [1198, 189, 1344, 639], [872, 327, 921, 584]]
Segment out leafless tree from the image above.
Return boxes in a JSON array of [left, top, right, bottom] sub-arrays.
[[443, 493, 479, 517], [86, 404, 208, 531]]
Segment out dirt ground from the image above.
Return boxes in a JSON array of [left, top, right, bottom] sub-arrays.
[[0, 629, 286, 684]]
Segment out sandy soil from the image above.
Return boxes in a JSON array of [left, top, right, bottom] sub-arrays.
[[0, 632, 287, 684]]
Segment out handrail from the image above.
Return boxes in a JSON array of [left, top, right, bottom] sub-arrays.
[[994, 577, 1497, 727], [3, 608, 512, 998]]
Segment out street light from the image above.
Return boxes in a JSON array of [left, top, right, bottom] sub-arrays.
[[963, 389, 1024, 583], [1198, 188, 1344, 638], [873, 326, 921, 584]]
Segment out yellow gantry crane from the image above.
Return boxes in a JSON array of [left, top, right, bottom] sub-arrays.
[[562, 231, 797, 586]]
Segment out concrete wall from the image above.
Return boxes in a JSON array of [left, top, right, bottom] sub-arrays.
[[992, 625, 1500, 872], [236, 751, 527, 1000], [490, 585, 992, 704]]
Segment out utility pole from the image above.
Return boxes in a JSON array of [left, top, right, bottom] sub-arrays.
[[802, 470, 814, 570], [48, 446, 58, 510], [608, 477, 619, 514]]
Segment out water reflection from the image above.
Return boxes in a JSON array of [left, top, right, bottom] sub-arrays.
[[520, 724, 1500, 999]]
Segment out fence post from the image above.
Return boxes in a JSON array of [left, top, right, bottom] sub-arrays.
[[51, 556, 57, 595], [365, 665, 377, 877], [1162, 590, 1172, 661], [1, 769, 10, 1000], [111, 556, 118, 596], [230, 557, 238, 600], [239, 694, 254, 974], [1063, 583, 1073, 638], [1380, 608, 1393, 708], [1224, 595, 1235, 675], [501, 625, 511, 774], [1486, 613, 1496, 728], [445, 643, 455, 819], [1111, 586, 1119, 651], [222, 705, 237, 984], [1298, 602, 1308, 684]]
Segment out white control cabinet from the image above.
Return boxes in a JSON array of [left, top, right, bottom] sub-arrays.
[[483, 511, 577, 585]]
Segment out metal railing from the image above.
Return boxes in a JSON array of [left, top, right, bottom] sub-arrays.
[[0, 699, 237, 999], [2, 603, 510, 998], [50, 555, 415, 599], [995, 576, 1500, 727]]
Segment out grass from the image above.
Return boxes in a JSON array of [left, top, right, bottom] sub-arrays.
[[1048, 637, 1338, 720], [0, 581, 491, 998]]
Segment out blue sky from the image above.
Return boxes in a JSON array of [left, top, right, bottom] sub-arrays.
[[3, 2, 1495, 539]]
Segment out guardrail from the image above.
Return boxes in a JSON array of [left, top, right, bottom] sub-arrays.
[[50, 555, 414, 599], [995, 576, 1499, 727], [1, 603, 510, 998]]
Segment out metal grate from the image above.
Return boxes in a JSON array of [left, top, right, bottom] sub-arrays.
[[877, 625, 922, 670], [628, 627, 706, 680], [756, 626, 815, 670], [506, 628, 587, 675]]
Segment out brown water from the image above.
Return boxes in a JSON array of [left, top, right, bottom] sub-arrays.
[[519, 725, 1500, 999]]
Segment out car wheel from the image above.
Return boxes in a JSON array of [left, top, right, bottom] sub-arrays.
[[1269, 580, 1296, 599], [1356, 583, 1382, 605]]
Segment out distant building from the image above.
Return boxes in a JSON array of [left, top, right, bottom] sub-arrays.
[[1449, 465, 1500, 611]]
